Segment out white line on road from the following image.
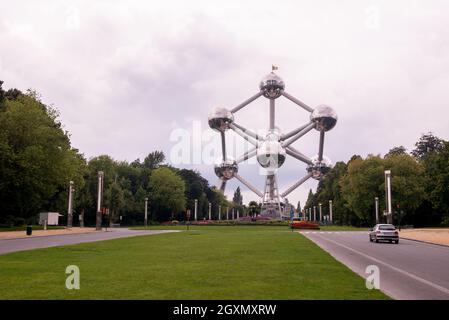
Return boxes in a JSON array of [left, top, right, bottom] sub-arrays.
[[313, 234, 449, 296]]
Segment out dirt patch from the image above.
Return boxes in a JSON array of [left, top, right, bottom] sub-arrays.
[[0, 227, 98, 240], [399, 228, 449, 246]]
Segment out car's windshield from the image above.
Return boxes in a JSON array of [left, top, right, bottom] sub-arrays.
[[379, 225, 395, 230]]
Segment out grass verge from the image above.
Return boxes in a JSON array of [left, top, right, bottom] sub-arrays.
[[0, 226, 387, 299]]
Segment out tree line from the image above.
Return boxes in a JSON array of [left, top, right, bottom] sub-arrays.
[[0, 82, 238, 226], [305, 134, 449, 227], [1, 81, 448, 227]]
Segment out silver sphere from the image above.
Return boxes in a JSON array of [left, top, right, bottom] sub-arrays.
[[259, 72, 285, 99], [208, 107, 234, 132], [214, 159, 238, 180], [310, 105, 337, 131], [257, 131, 286, 169], [307, 156, 332, 180]]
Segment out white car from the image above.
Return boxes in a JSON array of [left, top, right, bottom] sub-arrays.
[[369, 224, 399, 244]]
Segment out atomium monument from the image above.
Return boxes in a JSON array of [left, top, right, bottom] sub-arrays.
[[208, 67, 337, 219]]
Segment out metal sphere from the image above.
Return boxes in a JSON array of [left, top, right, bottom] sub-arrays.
[[310, 105, 338, 131], [307, 156, 332, 180], [257, 132, 286, 169], [208, 107, 234, 132], [214, 158, 238, 180], [259, 72, 285, 99]]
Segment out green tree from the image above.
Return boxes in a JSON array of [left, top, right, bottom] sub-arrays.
[[384, 154, 425, 217], [143, 150, 165, 169], [422, 141, 449, 223], [385, 146, 407, 157], [341, 156, 385, 225], [148, 167, 186, 221], [233, 186, 243, 205], [0, 89, 86, 224], [411, 133, 444, 160], [106, 180, 125, 224]]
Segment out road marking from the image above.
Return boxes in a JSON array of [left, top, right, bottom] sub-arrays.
[[312, 233, 449, 296]]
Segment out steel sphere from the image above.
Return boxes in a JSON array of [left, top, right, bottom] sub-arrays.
[[214, 158, 238, 180], [208, 107, 234, 132], [306, 156, 332, 180], [310, 105, 337, 131], [259, 72, 285, 99], [256, 131, 286, 169]]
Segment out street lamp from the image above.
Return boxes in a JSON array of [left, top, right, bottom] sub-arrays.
[[385, 170, 392, 224], [144, 197, 148, 228], [194, 199, 198, 221], [208, 202, 211, 220], [67, 181, 74, 228], [96, 171, 104, 231]]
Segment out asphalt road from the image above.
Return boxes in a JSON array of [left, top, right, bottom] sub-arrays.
[[301, 231, 449, 300], [0, 229, 179, 255]]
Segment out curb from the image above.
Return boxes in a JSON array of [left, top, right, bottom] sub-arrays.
[[0, 230, 107, 241], [400, 236, 449, 248]]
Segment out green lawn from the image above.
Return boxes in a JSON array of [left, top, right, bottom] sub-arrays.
[[0, 226, 387, 299]]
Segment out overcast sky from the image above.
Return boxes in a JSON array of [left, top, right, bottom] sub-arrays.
[[1, 0, 448, 206]]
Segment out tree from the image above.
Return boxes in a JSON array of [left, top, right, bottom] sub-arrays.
[[422, 141, 449, 222], [0, 90, 86, 224], [341, 156, 385, 225], [143, 151, 165, 169], [233, 187, 243, 205], [248, 201, 260, 217], [385, 146, 407, 157], [316, 161, 354, 225], [148, 167, 186, 221], [106, 180, 125, 224], [411, 133, 444, 160]]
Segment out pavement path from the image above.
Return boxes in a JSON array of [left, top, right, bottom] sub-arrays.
[[300, 231, 449, 300], [0, 228, 179, 255]]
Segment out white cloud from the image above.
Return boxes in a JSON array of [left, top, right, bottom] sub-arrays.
[[1, 0, 449, 206]]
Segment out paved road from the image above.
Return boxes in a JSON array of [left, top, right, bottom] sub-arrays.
[[0, 229, 179, 255], [301, 231, 449, 300]]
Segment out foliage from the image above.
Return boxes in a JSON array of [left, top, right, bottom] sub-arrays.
[[411, 132, 444, 160], [148, 167, 186, 221], [0, 89, 86, 224]]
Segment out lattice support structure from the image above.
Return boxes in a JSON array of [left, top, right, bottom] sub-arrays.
[[208, 67, 338, 219]]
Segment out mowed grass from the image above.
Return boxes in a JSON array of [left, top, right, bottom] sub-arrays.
[[0, 226, 388, 299]]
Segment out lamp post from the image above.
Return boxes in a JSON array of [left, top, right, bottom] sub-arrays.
[[67, 181, 74, 228], [385, 170, 392, 224], [96, 171, 104, 231], [144, 197, 148, 228], [329, 200, 333, 223], [375, 197, 379, 224], [319, 203, 322, 222], [208, 202, 211, 220], [194, 199, 198, 221]]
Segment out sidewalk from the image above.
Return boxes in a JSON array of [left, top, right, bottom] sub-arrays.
[[0, 227, 98, 240], [399, 228, 449, 246]]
